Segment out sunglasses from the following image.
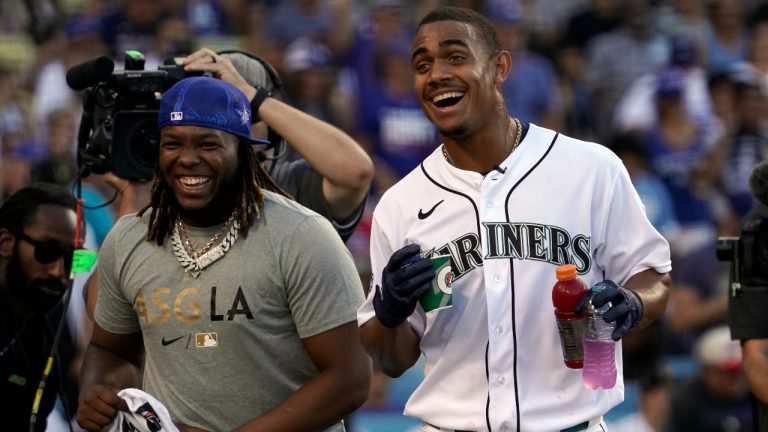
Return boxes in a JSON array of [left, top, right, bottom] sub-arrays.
[[16, 232, 74, 270]]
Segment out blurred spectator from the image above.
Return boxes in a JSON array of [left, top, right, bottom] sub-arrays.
[[26, 12, 106, 140], [652, 0, 711, 48], [705, 0, 748, 75], [639, 69, 726, 258], [563, 0, 620, 52], [519, 0, 586, 56], [282, 37, 345, 127], [97, 0, 168, 67], [607, 364, 673, 432], [664, 238, 730, 355], [489, 1, 563, 130], [262, 0, 354, 57], [0, 64, 30, 199], [345, 0, 414, 96], [721, 80, 768, 219], [611, 132, 680, 238], [151, 14, 195, 63], [355, 40, 437, 196], [28, 109, 116, 249], [667, 325, 752, 431], [729, 21, 768, 96], [554, 42, 594, 140], [585, 0, 669, 142], [709, 71, 738, 137], [163, 0, 233, 36], [614, 36, 717, 136], [29, 108, 77, 186]]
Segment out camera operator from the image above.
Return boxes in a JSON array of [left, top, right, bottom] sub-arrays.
[[0, 183, 78, 431], [728, 159, 768, 430], [186, 47, 373, 243]]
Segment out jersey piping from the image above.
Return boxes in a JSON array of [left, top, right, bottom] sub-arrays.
[[418, 131, 560, 431]]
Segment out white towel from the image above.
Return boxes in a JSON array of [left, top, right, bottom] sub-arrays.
[[109, 388, 180, 432]]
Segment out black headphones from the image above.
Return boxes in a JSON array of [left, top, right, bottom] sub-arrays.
[[217, 49, 287, 170]]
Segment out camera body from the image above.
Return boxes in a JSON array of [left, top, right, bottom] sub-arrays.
[[717, 206, 768, 296], [76, 52, 196, 181]]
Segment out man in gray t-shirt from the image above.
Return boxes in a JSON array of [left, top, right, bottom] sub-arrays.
[[76, 76, 370, 431]]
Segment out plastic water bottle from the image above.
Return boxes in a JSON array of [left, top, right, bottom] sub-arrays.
[[582, 286, 617, 389], [552, 264, 588, 369]]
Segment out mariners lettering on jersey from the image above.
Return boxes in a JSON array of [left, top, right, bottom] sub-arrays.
[[427, 223, 592, 280], [135, 286, 254, 324]]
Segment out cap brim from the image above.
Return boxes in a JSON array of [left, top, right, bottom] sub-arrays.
[[246, 136, 271, 146]]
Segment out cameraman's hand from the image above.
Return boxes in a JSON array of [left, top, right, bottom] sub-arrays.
[[182, 48, 256, 101], [103, 172, 152, 218], [373, 244, 435, 328], [575, 280, 644, 341], [76, 384, 127, 431]]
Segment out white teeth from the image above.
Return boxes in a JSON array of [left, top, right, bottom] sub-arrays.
[[179, 176, 210, 186], [433, 91, 465, 103]]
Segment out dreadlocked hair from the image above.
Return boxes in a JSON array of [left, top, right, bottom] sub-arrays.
[[138, 139, 291, 245]]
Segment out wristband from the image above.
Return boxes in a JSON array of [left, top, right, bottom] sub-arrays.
[[249, 86, 272, 124]]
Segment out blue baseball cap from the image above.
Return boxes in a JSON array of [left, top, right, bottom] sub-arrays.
[[158, 76, 270, 145]]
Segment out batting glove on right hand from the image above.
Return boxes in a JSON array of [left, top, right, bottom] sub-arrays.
[[373, 244, 436, 328]]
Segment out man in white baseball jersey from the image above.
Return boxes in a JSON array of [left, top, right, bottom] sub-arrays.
[[357, 7, 671, 432]]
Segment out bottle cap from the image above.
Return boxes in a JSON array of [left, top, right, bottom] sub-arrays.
[[555, 264, 577, 281]]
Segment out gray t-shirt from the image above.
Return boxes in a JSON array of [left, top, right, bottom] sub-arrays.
[[271, 159, 365, 242], [95, 191, 364, 431]]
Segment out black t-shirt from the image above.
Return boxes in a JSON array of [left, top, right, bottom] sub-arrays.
[[1, 313, 60, 432], [270, 159, 365, 243]]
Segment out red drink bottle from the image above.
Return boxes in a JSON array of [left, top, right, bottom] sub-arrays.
[[552, 264, 587, 368]]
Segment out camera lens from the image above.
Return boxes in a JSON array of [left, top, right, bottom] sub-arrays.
[[128, 117, 160, 166], [112, 111, 159, 181]]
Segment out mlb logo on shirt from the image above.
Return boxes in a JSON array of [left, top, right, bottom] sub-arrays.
[[171, 112, 183, 121], [195, 332, 218, 347]]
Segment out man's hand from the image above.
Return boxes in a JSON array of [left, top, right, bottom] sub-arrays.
[[575, 280, 644, 341], [373, 244, 435, 328], [76, 384, 127, 431], [182, 48, 256, 101]]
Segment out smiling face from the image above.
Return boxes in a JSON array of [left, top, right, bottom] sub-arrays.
[[159, 125, 240, 225], [411, 20, 506, 139]]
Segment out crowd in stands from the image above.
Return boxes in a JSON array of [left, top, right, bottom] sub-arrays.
[[1, 0, 766, 430]]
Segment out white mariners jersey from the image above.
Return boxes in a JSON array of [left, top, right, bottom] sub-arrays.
[[358, 124, 671, 432]]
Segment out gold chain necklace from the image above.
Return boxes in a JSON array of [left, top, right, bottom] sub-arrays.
[[176, 211, 238, 258], [441, 117, 523, 167], [170, 211, 240, 278]]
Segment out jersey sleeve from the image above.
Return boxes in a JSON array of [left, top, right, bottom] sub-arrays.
[[594, 161, 672, 284], [94, 216, 142, 334], [282, 214, 365, 339]]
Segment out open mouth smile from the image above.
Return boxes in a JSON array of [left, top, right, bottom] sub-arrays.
[[431, 91, 465, 108], [177, 176, 211, 191]]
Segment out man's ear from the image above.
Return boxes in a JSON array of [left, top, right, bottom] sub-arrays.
[[494, 50, 512, 85], [0, 228, 15, 259]]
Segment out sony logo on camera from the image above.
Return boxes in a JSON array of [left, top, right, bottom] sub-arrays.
[[66, 50, 201, 181], [717, 161, 768, 296]]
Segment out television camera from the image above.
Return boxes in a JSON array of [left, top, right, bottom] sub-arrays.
[[67, 50, 201, 181]]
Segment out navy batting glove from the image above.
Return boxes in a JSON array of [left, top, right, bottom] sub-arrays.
[[373, 244, 436, 328], [575, 280, 644, 341]]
